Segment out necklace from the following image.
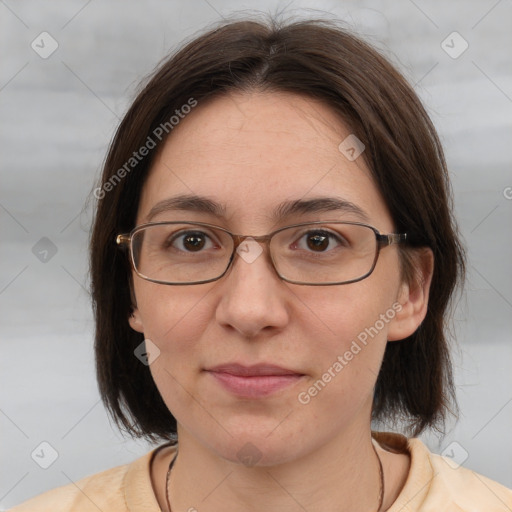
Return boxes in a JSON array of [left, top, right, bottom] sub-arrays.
[[165, 442, 384, 512]]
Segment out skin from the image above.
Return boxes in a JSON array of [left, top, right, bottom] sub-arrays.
[[129, 91, 434, 512]]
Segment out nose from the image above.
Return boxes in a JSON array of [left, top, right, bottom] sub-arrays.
[[214, 238, 290, 338]]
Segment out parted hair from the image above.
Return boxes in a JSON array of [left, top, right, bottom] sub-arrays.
[[89, 14, 466, 442]]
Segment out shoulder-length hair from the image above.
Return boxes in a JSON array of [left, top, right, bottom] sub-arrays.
[[89, 15, 466, 442]]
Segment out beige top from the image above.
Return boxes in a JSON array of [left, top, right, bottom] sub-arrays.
[[10, 432, 512, 511]]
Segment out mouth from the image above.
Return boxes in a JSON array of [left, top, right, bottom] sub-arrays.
[[204, 363, 305, 398]]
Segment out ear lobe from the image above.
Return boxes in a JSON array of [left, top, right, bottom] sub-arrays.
[[128, 277, 144, 333], [129, 308, 144, 333], [387, 248, 434, 342]]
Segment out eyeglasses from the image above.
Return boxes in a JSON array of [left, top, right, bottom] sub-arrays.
[[116, 221, 407, 286]]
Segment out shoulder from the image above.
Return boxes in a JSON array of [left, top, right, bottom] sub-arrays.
[[426, 445, 512, 510], [8, 445, 168, 512], [8, 464, 127, 511], [373, 432, 512, 511], [408, 437, 512, 511]]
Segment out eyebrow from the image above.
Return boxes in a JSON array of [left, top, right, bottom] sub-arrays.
[[145, 194, 370, 223]]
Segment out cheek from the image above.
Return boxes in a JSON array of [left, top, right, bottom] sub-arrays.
[[135, 284, 214, 416], [133, 281, 212, 390], [300, 274, 398, 350], [134, 280, 210, 341], [295, 278, 399, 402]]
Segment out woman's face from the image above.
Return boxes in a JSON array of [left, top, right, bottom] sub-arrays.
[[129, 91, 416, 465]]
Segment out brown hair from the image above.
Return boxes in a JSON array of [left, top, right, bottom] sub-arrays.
[[89, 15, 466, 442]]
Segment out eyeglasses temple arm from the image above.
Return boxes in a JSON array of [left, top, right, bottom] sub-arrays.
[[377, 233, 407, 246]]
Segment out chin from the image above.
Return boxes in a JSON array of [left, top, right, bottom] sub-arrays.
[[206, 431, 309, 468]]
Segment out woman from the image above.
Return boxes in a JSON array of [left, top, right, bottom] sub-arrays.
[[12, 15, 512, 512]]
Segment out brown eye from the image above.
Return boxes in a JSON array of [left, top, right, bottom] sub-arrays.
[[293, 229, 346, 253], [168, 231, 213, 252], [306, 232, 330, 251]]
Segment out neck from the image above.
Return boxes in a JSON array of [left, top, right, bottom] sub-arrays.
[[164, 425, 384, 512]]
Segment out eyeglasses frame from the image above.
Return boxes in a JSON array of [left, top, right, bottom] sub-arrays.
[[116, 220, 407, 286]]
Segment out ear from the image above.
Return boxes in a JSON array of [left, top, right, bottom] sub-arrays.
[[387, 248, 434, 341], [128, 277, 144, 334], [129, 307, 145, 333]]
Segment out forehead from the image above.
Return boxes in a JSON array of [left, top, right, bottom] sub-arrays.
[[137, 91, 393, 231]]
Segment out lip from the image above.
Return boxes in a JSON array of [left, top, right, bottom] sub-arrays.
[[205, 363, 305, 398]]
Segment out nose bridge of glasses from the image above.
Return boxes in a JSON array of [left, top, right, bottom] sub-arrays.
[[228, 232, 280, 279], [232, 232, 272, 249]]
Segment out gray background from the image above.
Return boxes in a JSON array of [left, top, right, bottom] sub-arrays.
[[1, 0, 511, 508]]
